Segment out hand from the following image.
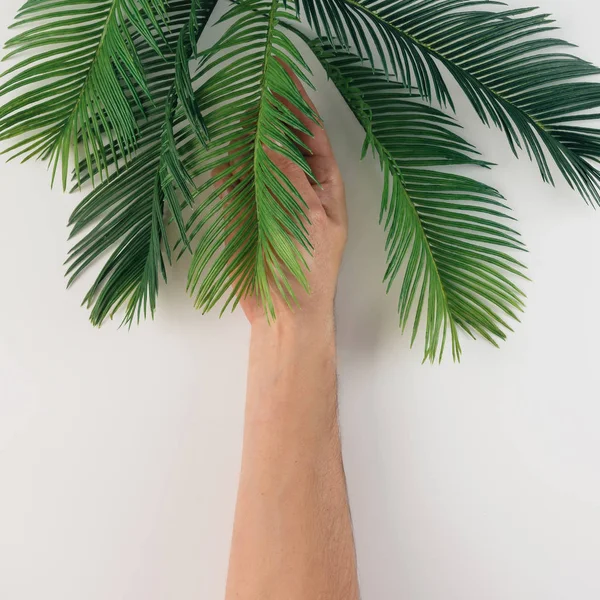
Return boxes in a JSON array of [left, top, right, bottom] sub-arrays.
[[214, 67, 348, 329]]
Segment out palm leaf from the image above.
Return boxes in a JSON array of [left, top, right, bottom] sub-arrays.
[[0, 0, 170, 190], [180, 0, 321, 319], [308, 38, 527, 361], [0, 0, 586, 360], [298, 0, 453, 104], [298, 0, 600, 205], [174, 0, 216, 145], [65, 0, 217, 326]]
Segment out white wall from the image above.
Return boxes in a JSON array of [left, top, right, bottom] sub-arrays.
[[1, 1, 600, 599]]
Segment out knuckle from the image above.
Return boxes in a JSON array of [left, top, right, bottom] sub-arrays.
[[308, 206, 327, 227]]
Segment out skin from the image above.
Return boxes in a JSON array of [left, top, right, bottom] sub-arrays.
[[221, 70, 360, 600]]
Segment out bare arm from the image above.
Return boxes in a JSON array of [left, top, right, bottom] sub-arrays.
[[224, 71, 359, 600]]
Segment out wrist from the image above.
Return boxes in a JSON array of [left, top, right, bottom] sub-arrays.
[[250, 310, 336, 348], [246, 310, 338, 417]]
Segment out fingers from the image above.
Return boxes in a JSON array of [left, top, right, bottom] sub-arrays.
[[211, 162, 234, 196], [275, 59, 335, 165], [275, 59, 347, 224], [263, 145, 322, 213]]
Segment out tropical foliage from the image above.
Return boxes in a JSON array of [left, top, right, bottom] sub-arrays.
[[1, 0, 599, 360]]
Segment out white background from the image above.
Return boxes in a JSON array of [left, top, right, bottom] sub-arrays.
[[1, 1, 600, 599]]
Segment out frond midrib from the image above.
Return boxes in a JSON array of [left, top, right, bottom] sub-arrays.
[[252, 0, 280, 298]]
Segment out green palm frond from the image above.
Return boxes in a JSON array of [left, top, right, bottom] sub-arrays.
[[181, 0, 321, 318], [0, 0, 169, 189], [298, 0, 600, 204], [298, 0, 453, 104], [174, 0, 216, 145], [65, 0, 217, 326], [66, 153, 168, 325], [2, 0, 599, 359], [308, 39, 527, 361]]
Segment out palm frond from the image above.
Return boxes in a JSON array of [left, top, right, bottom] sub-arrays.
[[2, 0, 590, 359], [174, 0, 216, 145], [308, 39, 527, 361], [0, 0, 169, 189], [298, 0, 600, 205], [65, 0, 217, 326], [66, 152, 169, 325], [179, 0, 321, 319], [298, 0, 453, 105]]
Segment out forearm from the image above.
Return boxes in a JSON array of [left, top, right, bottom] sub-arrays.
[[225, 317, 359, 600]]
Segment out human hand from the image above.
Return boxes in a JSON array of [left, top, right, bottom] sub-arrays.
[[213, 67, 348, 331]]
